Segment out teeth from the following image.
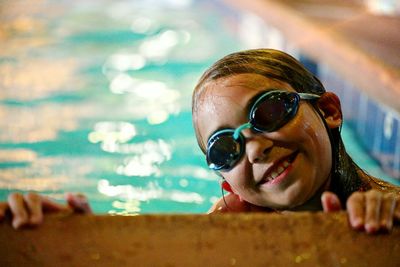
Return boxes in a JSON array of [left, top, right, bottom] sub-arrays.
[[266, 160, 291, 181], [283, 161, 289, 168]]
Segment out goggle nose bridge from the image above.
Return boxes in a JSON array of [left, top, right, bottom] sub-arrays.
[[233, 122, 252, 140]]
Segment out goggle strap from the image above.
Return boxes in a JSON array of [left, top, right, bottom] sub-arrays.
[[298, 93, 320, 100], [233, 122, 252, 140]]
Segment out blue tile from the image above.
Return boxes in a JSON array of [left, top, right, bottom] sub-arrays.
[[379, 111, 399, 176], [393, 127, 400, 178], [313, 63, 399, 180], [342, 83, 359, 127], [361, 98, 380, 153], [299, 54, 318, 77]]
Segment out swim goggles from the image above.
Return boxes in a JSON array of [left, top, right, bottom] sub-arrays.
[[206, 90, 320, 171]]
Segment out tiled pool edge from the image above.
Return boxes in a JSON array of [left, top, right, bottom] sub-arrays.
[[1, 213, 399, 266], [319, 64, 400, 179]]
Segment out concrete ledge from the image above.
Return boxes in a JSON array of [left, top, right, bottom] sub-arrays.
[[1, 212, 399, 266]]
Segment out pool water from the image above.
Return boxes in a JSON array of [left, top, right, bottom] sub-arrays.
[[0, 0, 397, 214]]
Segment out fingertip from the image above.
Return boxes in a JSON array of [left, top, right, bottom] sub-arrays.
[[394, 209, 400, 220], [349, 216, 364, 230], [365, 222, 379, 234], [65, 192, 86, 202], [64, 192, 73, 199], [365, 227, 377, 234], [67, 193, 91, 214], [321, 192, 341, 212], [12, 218, 25, 229], [380, 219, 393, 232], [29, 213, 43, 225]]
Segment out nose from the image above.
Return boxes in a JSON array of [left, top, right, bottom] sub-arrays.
[[244, 130, 274, 164]]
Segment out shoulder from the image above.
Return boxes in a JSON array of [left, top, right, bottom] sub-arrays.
[[358, 171, 400, 194]]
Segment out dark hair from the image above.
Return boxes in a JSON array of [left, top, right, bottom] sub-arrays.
[[192, 48, 370, 204]]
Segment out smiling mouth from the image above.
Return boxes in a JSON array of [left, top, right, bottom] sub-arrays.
[[258, 152, 298, 185]]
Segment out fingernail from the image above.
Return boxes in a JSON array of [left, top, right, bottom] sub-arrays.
[[75, 194, 87, 202], [331, 199, 341, 210], [365, 222, 378, 233], [381, 220, 392, 231], [352, 217, 363, 228], [12, 219, 23, 229]]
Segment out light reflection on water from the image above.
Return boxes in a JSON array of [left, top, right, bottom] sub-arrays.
[[0, 0, 245, 214]]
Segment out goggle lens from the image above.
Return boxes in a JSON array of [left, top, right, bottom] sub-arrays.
[[207, 130, 243, 170], [251, 92, 299, 132]]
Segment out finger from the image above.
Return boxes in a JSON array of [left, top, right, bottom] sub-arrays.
[[8, 193, 29, 229], [379, 194, 396, 231], [365, 190, 382, 234], [207, 196, 223, 213], [0, 202, 9, 221], [346, 192, 365, 230], [23, 192, 43, 225], [40, 196, 71, 213], [66, 193, 92, 214], [394, 197, 400, 221], [321, 191, 342, 212]]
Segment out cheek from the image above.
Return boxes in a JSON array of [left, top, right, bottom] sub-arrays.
[[300, 115, 332, 169], [222, 167, 249, 192]]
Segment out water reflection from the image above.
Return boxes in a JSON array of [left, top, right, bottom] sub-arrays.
[[139, 30, 191, 62], [107, 74, 180, 124], [0, 59, 79, 101], [0, 104, 87, 143], [98, 179, 203, 204], [88, 121, 137, 146], [103, 53, 146, 73], [116, 140, 171, 177], [131, 17, 159, 35], [0, 149, 37, 163], [0, 0, 238, 213], [111, 199, 141, 215]]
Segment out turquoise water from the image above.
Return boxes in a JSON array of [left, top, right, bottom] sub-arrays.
[[0, 0, 396, 214]]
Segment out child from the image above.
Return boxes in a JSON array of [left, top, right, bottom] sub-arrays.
[[192, 48, 400, 233], [1, 49, 399, 233]]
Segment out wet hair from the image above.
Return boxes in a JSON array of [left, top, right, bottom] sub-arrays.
[[192, 48, 371, 204]]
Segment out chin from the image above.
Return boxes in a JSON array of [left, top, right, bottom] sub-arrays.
[[273, 191, 309, 210]]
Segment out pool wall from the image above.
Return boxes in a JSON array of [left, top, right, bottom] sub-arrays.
[[222, 0, 400, 180], [1, 212, 399, 266]]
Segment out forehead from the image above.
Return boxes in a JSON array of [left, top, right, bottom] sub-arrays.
[[202, 73, 292, 102], [195, 73, 294, 141]]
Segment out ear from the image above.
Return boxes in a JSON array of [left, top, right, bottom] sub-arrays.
[[219, 174, 239, 195], [316, 92, 342, 129], [221, 180, 234, 193]]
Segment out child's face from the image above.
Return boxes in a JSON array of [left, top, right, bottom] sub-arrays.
[[195, 73, 332, 209]]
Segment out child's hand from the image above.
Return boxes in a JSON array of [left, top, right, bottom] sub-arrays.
[[0, 192, 92, 229], [322, 190, 400, 233]]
